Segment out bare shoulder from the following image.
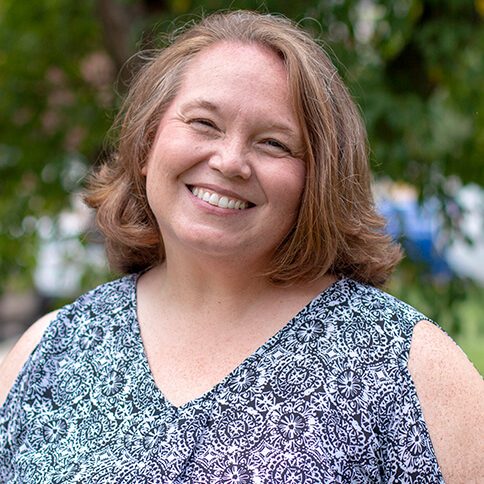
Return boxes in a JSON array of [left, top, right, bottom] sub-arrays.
[[0, 310, 59, 407], [408, 320, 484, 483]]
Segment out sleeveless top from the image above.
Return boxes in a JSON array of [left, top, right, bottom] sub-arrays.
[[0, 275, 444, 483]]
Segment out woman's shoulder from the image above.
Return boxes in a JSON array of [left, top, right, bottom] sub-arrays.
[[313, 278, 428, 348], [0, 311, 59, 406], [0, 274, 137, 407], [408, 320, 484, 482], [315, 279, 483, 480], [322, 278, 425, 316], [328, 279, 484, 481]]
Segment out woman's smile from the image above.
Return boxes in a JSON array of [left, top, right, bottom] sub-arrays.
[[188, 185, 253, 210]]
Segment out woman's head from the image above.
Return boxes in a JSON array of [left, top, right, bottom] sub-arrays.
[[85, 10, 401, 286]]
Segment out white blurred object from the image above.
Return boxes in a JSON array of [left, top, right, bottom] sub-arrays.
[[34, 193, 107, 298], [446, 184, 484, 284]]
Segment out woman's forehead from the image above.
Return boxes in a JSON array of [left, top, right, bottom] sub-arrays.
[[174, 42, 295, 117], [181, 41, 286, 84]]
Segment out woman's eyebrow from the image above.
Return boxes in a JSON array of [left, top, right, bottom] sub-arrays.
[[179, 98, 220, 113], [267, 122, 298, 137]]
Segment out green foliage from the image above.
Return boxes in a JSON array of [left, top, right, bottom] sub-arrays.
[[0, 0, 482, 344], [0, 0, 113, 286], [355, 0, 484, 190]]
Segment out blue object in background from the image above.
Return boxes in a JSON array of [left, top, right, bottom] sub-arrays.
[[378, 197, 453, 278]]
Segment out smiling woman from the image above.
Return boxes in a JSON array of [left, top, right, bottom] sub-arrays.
[[0, 10, 482, 484]]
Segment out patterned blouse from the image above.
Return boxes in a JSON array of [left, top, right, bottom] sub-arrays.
[[0, 275, 444, 483]]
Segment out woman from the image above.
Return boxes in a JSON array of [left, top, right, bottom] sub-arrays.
[[1, 10, 482, 483]]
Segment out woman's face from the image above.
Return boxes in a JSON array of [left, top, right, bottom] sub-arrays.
[[143, 41, 305, 267]]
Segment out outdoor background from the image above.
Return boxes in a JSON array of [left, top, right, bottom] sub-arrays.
[[0, 0, 483, 372]]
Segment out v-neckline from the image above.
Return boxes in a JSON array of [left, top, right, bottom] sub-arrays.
[[129, 273, 345, 413]]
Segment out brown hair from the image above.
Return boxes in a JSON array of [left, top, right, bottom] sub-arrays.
[[84, 10, 402, 286]]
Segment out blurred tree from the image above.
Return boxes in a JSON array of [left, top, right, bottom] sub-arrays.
[[0, 0, 482, 328], [0, 0, 113, 289]]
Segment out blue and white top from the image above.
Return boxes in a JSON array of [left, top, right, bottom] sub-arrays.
[[0, 275, 444, 483]]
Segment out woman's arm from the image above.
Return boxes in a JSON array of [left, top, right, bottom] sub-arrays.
[[408, 320, 484, 483], [0, 310, 58, 406]]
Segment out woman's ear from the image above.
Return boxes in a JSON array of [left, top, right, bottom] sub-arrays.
[[141, 163, 148, 176]]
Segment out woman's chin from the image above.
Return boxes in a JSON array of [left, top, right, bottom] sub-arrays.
[[166, 229, 268, 266]]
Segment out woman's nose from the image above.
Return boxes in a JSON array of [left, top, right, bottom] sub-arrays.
[[207, 140, 252, 180]]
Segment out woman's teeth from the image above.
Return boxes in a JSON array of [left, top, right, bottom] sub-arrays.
[[190, 186, 248, 210]]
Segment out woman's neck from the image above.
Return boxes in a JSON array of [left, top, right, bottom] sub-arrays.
[[137, 245, 336, 338], [141, 251, 274, 318]]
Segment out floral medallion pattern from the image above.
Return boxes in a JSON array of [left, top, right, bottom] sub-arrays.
[[0, 276, 444, 482]]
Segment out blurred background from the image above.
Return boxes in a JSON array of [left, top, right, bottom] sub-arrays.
[[0, 0, 483, 371]]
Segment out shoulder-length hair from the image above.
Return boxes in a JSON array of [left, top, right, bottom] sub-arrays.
[[85, 10, 402, 287]]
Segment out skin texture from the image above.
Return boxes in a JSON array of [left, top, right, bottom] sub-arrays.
[[0, 42, 483, 483]]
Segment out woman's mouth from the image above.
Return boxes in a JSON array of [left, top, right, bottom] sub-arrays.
[[189, 186, 254, 210]]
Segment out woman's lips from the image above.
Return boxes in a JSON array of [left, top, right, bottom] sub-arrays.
[[188, 185, 254, 210]]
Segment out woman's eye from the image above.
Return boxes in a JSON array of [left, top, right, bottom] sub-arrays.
[[263, 139, 290, 153], [190, 119, 217, 130]]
